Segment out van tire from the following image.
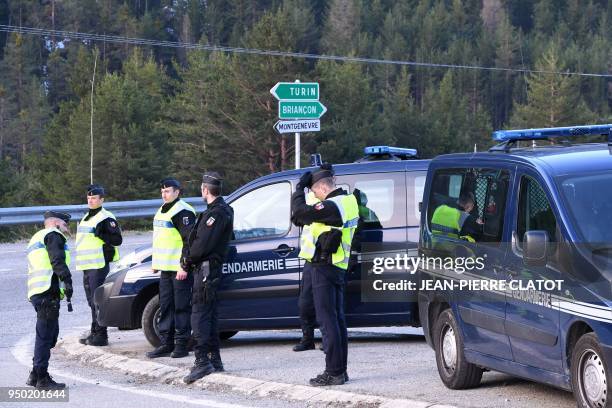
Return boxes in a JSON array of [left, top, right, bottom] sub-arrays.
[[571, 332, 610, 408], [433, 308, 483, 389], [142, 295, 161, 348]]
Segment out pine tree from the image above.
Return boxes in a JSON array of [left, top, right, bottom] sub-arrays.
[[510, 46, 596, 128], [320, 0, 361, 54]]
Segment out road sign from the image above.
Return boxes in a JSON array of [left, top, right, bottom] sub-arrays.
[[278, 101, 327, 119], [270, 82, 319, 101], [274, 120, 321, 134]]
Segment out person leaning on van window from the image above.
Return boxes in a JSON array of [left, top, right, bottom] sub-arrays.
[[147, 178, 197, 359], [291, 163, 359, 387], [431, 191, 483, 242]]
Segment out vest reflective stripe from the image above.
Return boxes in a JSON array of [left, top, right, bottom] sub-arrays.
[[298, 192, 320, 260], [152, 199, 196, 271], [27, 228, 70, 300], [431, 205, 461, 238], [298, 194, 359, 270], [75, 208, 119, 270], [327, 195, 359, 269], [430, 204, 475, 244]]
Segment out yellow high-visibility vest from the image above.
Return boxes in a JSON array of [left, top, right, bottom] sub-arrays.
[[152, 200, 196, 271], [27, 228, 70, 300], [298, 194, 359, 270], [75, 208, 119, 270]]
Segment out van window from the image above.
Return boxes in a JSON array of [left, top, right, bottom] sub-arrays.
[[428, 168, 509, 243], [231, 182, 291, 240], [337, 172, 406, 229], [517, 176, 557, 245], [408, 172, 427, 226]]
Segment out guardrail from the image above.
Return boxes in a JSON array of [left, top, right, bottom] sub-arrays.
[[0, 197, 206, 226]]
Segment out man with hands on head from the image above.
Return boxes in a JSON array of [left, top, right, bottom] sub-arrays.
[[291, 164, 359, 387]]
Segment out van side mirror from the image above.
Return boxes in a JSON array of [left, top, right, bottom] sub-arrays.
[[523, 230, 549, 267], [418, 202, 423, 212]]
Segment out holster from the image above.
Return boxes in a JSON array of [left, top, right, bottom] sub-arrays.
[[193, 261, 222, 304], [37, 297, 60, 320], [313, 230, 342, 264]]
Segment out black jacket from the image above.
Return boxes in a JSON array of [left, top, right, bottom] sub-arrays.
[[160, 198, 197, 260], [290, 187, 345, 227], [291, 188, 348, 264], [84, 207, 123, 263], [43, 231, 72, 295], [183, 197, 234, 272]]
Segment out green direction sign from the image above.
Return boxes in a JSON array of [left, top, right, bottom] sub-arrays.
[[278, 101, 327, 120], [270, 82, 319, 101]]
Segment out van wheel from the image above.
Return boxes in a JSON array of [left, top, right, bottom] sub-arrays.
[[433, 309, 483, 389], [142, 296, 161, 348], [220, 331, 238, 340], [572, 333, 610, 408]]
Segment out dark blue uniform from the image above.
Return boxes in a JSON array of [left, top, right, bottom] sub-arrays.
[[183, 196, 233, 366], [292, 187, 349, 380], [81, 207, 122, 344], [30, 231, 72, 388], [156, 198, 196, 349]]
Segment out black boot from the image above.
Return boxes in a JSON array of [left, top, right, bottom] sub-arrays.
[[292, 328, 315, 352], [79, 323, 96, 345], [26, 369, 37, 387], [209, 350, 224, 372], [86, 332, 108, 346], [171, 343, 189, 358], [183, 353, 215, 384], [35, 369, 65, 390], [146, 344, 174, 358], [309, 371, 345, 387]]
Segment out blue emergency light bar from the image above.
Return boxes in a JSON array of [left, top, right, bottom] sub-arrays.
[[364, 146, 418, 157], [493, 124, 612, 142]]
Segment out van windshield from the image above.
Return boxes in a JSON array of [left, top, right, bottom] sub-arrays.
[[558, 171, 612, 248]]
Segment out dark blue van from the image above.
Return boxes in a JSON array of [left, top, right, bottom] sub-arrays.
[[95, 147, 428, 346], [417, 125, 612, 408]]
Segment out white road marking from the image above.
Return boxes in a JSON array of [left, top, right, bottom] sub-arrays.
[[11, 332, 250, 408]]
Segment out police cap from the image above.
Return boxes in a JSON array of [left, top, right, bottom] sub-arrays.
[[311, 163, 334, 186], [44, 211, 71, 223], [202, 172, 222, 186], [160, 178, 181, 189], [87, 184, 105, 197]]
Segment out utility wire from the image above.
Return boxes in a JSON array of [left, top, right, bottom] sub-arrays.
[[1, 24, 611, 78]]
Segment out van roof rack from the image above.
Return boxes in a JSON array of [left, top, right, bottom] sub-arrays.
[[356, 146, 419, 162], [489, 124, 612, 153]]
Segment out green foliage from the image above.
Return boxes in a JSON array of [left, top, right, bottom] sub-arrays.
[[511, 46, 596, 128], [0, 0, 609, 207]]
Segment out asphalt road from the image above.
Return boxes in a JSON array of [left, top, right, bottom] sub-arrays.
[[0, 233, 577, 407], [0, 233, 300, 408]]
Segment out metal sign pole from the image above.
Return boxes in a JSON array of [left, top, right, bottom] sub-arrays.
[[294, 79, 300, 169], [295, 132, 300, 169]]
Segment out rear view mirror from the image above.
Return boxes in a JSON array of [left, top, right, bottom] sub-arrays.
[[523, 230, 549, 267]]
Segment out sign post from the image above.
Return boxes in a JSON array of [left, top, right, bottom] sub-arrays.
[[270, 80, 326, 169]]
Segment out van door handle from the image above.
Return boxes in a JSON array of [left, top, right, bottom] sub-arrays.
[[272, 245, 295, 257]]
